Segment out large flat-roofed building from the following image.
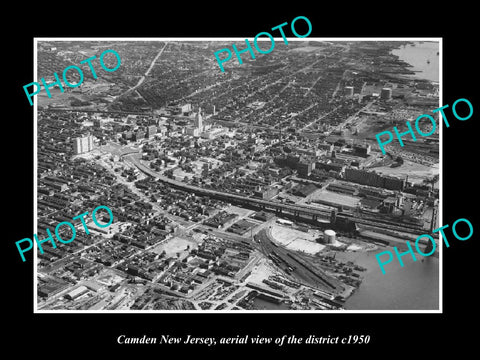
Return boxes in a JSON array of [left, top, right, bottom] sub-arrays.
[[167, 103, 192, 115], [297, 159, 315, 177], [318, 142, 334, 152], [352, 143, 371, 157], [65, 285, 89, 300], [200, 127, 227, 139], [345, 168, 405, 190], [146, 125, 157, 138], [185, 127, 200, 137], [38, 280, 70, 298]]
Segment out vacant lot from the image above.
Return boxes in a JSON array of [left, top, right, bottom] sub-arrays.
[[373, 160, 438, 186], [309, 189, 360, 208], [152, 236, 198, 257], [270, 224, 325, 255], [224, 205, 256, 218]]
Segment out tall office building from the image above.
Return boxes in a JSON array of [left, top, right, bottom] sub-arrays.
[[194, 107, 203, 131], [73, 135, 94, 154]]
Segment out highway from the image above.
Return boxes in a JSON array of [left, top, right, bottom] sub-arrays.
[[124, 153, 333, 219]]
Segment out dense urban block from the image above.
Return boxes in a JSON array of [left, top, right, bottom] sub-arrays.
[[35, 39, 439, 311]]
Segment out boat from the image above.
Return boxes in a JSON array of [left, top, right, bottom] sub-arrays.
[[426, 59, 430, 64]]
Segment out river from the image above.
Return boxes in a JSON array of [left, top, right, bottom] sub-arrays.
[[391, 41, 440, 82], [251, 246, 439, 311], [340, 247, 439, 310]]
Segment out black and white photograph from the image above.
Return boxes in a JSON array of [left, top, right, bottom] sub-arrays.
[[32, 38, 440, 312]]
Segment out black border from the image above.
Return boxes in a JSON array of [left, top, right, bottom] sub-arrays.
[[6, 6, 478, 355]]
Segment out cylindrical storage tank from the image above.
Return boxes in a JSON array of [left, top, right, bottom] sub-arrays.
[[324, 229, 336, 244]]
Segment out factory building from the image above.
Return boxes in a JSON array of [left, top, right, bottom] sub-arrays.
[[352, 143, 371, 157], [297, 158, 315, 177], [318, 142, 334, 153], [64, 285, 89, 300], [344, 168, 405, 191], [201, 127, 227, 139], [185, 127, 200, 137]]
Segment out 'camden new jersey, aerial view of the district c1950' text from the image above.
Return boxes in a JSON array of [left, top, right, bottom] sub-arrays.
[[35, 39, 440, 312]]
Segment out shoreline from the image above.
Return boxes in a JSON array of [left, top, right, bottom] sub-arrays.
[[391, 41, 439, 82]]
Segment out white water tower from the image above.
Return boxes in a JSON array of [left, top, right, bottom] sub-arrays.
[[323, 229, 336, 244]]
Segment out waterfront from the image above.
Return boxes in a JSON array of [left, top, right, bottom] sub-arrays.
[[392, 41, 440, 82], [338, 248, 439, 310], [249, 246, 439, 311], [368, 40, 441, 310], [252, 297, 290, 310]]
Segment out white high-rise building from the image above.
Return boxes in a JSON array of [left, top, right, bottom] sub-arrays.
[[73, 135, 94, 154]]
